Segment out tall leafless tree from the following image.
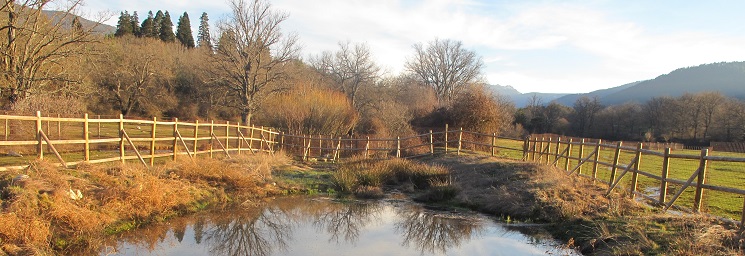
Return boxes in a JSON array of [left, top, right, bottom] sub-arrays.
[[0, 0, 102, 107], [211, 0, 299, 124], [571, 96, 603, 137], [405, 38, 483, 106], [311, 41, 379, 111]]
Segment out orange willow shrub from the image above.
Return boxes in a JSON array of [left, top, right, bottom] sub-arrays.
[[450, 85, 514, 135], [258, 84, 358, 135]]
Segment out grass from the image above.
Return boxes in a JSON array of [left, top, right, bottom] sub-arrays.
[[480, 138, 745, 221], [422, 153, 745, 255], [330, 156, 453, 199], [0, 153, 291, 255]]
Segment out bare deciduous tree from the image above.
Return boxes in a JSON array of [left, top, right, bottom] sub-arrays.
[[210, 0, 299, 124], [93, 37, 176, 116], [405, 38, 483, 106], [311, 41, 380, 110], [571, 96, 603, 137], [0, 0, 102, 107]]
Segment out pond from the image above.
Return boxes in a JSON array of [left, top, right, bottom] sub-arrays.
[[100, 196, 578, 256]]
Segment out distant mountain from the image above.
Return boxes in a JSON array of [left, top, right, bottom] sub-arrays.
[[554, 81, 642, 106], [598, 62, 745, 105], [487, 84, 568, 107], [543, 62, 745, 107], [42, 10, 115, 35]]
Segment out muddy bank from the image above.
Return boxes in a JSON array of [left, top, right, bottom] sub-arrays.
[[419, 153, 744, 255]]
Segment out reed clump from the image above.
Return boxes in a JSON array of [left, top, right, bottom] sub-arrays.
[[331, 156, 453, 198]]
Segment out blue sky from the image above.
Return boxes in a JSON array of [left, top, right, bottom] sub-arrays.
[[79, 0, 745, 94]]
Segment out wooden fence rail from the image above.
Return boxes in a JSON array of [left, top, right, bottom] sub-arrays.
[[3, 112, 745, 228]]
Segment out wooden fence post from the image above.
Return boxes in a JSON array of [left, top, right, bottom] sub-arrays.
[[630, 143, 643, 199], [531, 137, 538, 161], [430, 130, 434, 155], [521, 136, 529, 161], [193, 120, 199, 155], [396, 136, 401, 158], [249, 125, 255, 151], [36, 111, 43, 160], [97, 115, 101, 138], [444, 124, 449, 154], [592, 139, 602, 180], [276, 131, 282, 154], [577, 139, 585, 175], [119, 114, 125, 163], [564, 139, 573, 171], [492, 133, 497, 157], [46, 114, 50, 137], [225, 121, 230, 153], [173, 118, 179, 161], [4, 118, 8, 140], [536, 137, 543, 162], [335, 137, 342, 160], [150, 117, 157, 166], [659, 148, 671, 204], [236, 121, 242, 155], [365, 136, 370, 158], [84, 114, 90, 162], [209, 120, 214, 158], [538, 137, 545, 162], [554, 137, 562, 167], [609, 141, 623, 185], [545, 137, 553, 164], [56, 114, 61, 138], [457, 127, 463, 155], [694, 148, 710, 212]]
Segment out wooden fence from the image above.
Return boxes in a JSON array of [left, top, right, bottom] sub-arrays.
[[3, 112, 745, 227], [0, 112, 280, 170], [525, 136, 745, 227]]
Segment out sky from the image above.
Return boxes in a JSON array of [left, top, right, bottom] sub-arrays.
[[78, 0, 745, 94]]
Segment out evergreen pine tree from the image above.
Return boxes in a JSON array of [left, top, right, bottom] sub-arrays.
[[176, 12, 195, 48], [140, 11, 157, 38], [197, 12, 212, 49], [131, 11, 141, 37], [159, 11, 176, 42], [154, 10, 164, 37], [114, 11, 133, 37]]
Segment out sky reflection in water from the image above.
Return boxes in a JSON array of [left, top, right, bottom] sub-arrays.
[[101, 197, 578, 256]]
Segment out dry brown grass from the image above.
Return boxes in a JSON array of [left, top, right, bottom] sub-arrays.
[[332, 156, 450, 197], [0, 153, 291, 255], [420, 153, 745, 255]]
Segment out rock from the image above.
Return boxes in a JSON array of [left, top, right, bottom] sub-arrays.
[[68, 189, 83, 200], [11, 174, 30, 186], [7, 150, 22, 157]]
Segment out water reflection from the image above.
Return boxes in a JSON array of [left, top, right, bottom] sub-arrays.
[[312, 200, 382, 243], [396, 205, 484, 254], [101, 197, 576, 256], [205, 206, 292, 256]]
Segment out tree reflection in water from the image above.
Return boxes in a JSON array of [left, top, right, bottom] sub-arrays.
[[395, 204, 485, 254], [311, 200, 383, 243], [100, 197, 540, 256], [204, 204, 293, 256]]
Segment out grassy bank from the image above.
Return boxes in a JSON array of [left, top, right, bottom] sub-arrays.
[[422, 153, 745, 255], [0, 153, 291, 255]]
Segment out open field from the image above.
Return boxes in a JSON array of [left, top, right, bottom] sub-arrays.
[[519, 137, 745, 221]]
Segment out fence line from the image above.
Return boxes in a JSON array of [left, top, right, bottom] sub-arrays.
[[3, 112, 745, 228]]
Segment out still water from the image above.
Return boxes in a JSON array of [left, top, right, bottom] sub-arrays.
[[101, 196, 578, 256]]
